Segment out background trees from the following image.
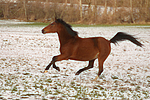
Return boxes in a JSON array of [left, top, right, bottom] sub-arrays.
[[0, 0, 149, 24]]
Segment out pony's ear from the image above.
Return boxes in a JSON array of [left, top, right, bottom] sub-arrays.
[[55, 17, 59, 23], [54, 10, 58, 21], [55, 17, 57, 21]]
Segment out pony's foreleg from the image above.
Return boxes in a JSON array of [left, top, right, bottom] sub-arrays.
[[75, 59, 95, 75], [44, 54, 69, 73], [44, 56, 57, 73], [52, 63, 60, 71]]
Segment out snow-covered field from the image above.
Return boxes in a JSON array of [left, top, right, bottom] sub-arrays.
[[0, 21, 150, 99]]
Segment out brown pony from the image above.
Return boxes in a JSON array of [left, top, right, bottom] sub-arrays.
[[42, 19, 143, 81]]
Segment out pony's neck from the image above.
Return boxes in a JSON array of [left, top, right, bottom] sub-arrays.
[[57, 28, 74, 46]]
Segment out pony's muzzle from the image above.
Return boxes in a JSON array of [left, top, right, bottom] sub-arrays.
[[42, 29, 46, 34]]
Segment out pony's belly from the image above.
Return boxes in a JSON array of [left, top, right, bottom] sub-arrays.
[[69, 40, 99, 61], [69, 51, 99, 61]]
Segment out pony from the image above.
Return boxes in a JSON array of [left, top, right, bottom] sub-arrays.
[[42, 18, 143, 81]]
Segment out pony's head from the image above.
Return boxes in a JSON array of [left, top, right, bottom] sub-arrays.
[[42, 18, 78, 37], [42, 19, 61, 34]]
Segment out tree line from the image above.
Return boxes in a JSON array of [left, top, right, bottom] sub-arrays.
[[0, 0, 149, 24]]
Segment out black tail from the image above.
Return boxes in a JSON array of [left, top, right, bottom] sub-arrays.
[[110, 32, 143, 47]]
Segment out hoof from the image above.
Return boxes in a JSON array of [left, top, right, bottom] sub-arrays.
[[56, 67, 60, 72], [75, 72, 80, 75], [93, 75, 99, 81], [54, 66, 60, 71], [75, 70, 82, 75], [44, 70, 48, 73], [53, 65, 60, 71]]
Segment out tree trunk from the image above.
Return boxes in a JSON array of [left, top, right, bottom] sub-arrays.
[[93, 0, 97, 23], [23, 0, 28, 21], [79, 0, 82, 21], [88, 0, 92, 21], [130, 0, 135, 23], [145, 0, 149, 22], [104, 0, 107, 14], [65, 0, 67, 5], [114, 0, 117, 13], [112, 0, 117, 23], [3, 2, 9, 19], [44, 0, 49, 21]]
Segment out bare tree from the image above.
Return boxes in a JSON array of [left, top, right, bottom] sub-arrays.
[[130, 0, 135, 23], [23, 0, 28, 21], [65, 0, 67, 5], [99, 0, 108, 24], [79, 0, 82, 21], [93, 0, 97, 23], [112, 0, 117, 23], [104, 0, 107, 14], [114, 0, 117, 13], [145, 0, 149, 22], [87, 0, 92, 22], [3, 1, 9, 19], [43, 0, 49, 21]]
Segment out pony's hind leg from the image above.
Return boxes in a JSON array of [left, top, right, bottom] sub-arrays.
[[75, 59, 95, 75], [93, 56, 105, 81], [94, 52, 110, 81], [94, 40, 111, 81]]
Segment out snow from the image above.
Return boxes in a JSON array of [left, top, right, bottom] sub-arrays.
[[0, 21, 150, 99], [0, 20, 34, 25]]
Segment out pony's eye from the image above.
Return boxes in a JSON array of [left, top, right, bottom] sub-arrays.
[[51, 24, 54, 26]]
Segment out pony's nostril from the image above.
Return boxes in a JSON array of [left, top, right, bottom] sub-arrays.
[[42, 29, 45, 34]]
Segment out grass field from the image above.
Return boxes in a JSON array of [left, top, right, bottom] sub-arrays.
[[0, 20, 150, 99]]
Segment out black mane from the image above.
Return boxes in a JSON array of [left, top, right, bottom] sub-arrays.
[[56, 19, 78, 37]]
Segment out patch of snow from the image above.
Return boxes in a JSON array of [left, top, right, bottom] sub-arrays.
[[0, 22, 150, 99]]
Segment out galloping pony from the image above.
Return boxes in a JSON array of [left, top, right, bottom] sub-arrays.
[[42, 18, 143, 81]]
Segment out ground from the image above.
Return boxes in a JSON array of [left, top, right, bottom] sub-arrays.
[[0, 20, 150, 99]]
